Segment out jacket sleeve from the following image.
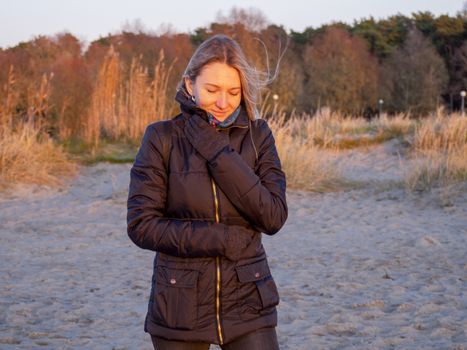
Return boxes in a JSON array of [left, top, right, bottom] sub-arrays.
[[127, 123, 232, 256], [207, 119, 288, 235]]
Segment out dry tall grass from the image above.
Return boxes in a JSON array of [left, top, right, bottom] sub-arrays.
[[267, 107, 465, 192], [0, 67, 76, 190], [405, 114, 467, 191], [373, 113, 415, 139], [85, 46, 175, 147], [268, 116, 350, 192], [0, 125, 77, 190], [267, 107, 416, 150], [1, 65, 17, 130], [265, 108, 399, 191]]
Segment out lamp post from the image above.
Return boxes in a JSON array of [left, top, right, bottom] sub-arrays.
[[378, 99, 384, 117], [272, 94, 279, 116], [461, 91, 466, 117]]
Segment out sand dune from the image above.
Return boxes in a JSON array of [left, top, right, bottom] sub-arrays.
[[0, 143, 466, 349]]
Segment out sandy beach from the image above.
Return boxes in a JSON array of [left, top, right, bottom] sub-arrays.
[[0, 142, 466, 349]]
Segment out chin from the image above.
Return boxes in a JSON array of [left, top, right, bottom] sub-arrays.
[[211, 112, 229, 120]]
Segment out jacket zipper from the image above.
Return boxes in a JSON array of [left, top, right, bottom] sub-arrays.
[[211, 178, 224, 345]]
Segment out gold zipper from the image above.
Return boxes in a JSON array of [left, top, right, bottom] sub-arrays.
[[211, 179, 220, 223], [211, 179, 224, 344]]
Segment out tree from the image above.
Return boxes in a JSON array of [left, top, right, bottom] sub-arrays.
[[50, 54, 92, 139], [380, 29, 449, 115], [352, 17, 390, 58], [450, 42, 467, 110], [375, 14, 412, 56], [259, 25, 303, 113], [461, 1, 467, 18], [215, 6, 268, 32], [413, 12, 437, 38], [302, 26, 378, 114], [209, 7, 269, 69]]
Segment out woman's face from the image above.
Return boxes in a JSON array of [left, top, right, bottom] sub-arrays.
[[185, 62, 242, 121]]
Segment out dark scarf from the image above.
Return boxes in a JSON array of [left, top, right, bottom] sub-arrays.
[[175, 87, 241, 129]]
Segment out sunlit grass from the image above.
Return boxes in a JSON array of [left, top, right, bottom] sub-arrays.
[[0, 125, 77, 190], [269, 109, 416, 151], [405, 114, 467, 191], [269, 116, 355, 192], [267, 109, 465, 192]]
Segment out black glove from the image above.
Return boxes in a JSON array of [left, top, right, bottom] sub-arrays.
[[224, 225, 256, 261], [184, 113, 230, 162]]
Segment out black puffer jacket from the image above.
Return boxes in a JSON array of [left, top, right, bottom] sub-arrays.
[[127, 90, 288, 344]]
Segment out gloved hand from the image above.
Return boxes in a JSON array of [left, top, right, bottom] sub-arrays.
[[184, 113, 230, 162], [224, 225, 256, 261]]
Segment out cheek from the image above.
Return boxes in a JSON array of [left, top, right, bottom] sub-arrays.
[[195, 91, 216, 107], [232, 95, 241, 107]]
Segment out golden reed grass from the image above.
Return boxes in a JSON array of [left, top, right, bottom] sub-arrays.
[[267, 107, 416, 150], [268, 115, 349, 192], [0, 66, 76, 190], [0, 125, 77, 190], [405, 113, 467, 191], [265, 107, 416, 192], [374, 113, 415, 139], [84, 46, 175, 147], [267, 105, 465, 192]]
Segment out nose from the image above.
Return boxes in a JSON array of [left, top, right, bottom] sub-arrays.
[[216, 93, 228, 109]]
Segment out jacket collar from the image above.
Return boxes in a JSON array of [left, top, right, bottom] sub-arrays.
[[175, 88, 249, 128]]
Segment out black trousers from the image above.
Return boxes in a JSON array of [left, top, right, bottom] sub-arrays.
[[151, 327, 279, 350]]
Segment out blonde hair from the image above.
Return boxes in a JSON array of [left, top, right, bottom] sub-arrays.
[[178, 34, 271, 120]]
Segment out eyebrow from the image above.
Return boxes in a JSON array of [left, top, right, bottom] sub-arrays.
[[205, 83, 241, 90]]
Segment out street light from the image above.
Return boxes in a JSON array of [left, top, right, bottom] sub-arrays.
[[378, 99, 384, 117], [272, 94, 279, 116], [461, 91, 466, 117]]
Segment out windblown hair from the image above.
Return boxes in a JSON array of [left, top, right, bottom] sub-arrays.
[[178, 34, 272, 120]]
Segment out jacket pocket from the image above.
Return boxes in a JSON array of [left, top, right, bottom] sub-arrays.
[[152, 265, 199, 330], [235, 258, 279, 320]]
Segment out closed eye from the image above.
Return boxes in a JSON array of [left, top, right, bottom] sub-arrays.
[[206, 89, 239, 96]]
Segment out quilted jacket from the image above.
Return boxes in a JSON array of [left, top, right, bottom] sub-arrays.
[[127, 89, 288, 344]]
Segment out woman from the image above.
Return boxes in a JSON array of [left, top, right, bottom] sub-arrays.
[[127, 34, 287, 350]]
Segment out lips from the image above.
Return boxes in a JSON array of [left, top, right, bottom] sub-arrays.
[[210, 110, 228, 118], [211, 109, 227, 115]]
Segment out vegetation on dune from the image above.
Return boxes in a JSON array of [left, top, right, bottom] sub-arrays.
[[0, 125, 77, 190], [405, 113, 467, 191], [0, 7, 466, 191]]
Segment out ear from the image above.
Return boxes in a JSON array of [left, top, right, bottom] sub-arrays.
[[184, 77, 194, 96]]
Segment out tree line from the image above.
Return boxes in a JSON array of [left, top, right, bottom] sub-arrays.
[[0, 7, 465, 143]]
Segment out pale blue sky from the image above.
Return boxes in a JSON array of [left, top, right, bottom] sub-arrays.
[[0, 0, 463, 48]]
